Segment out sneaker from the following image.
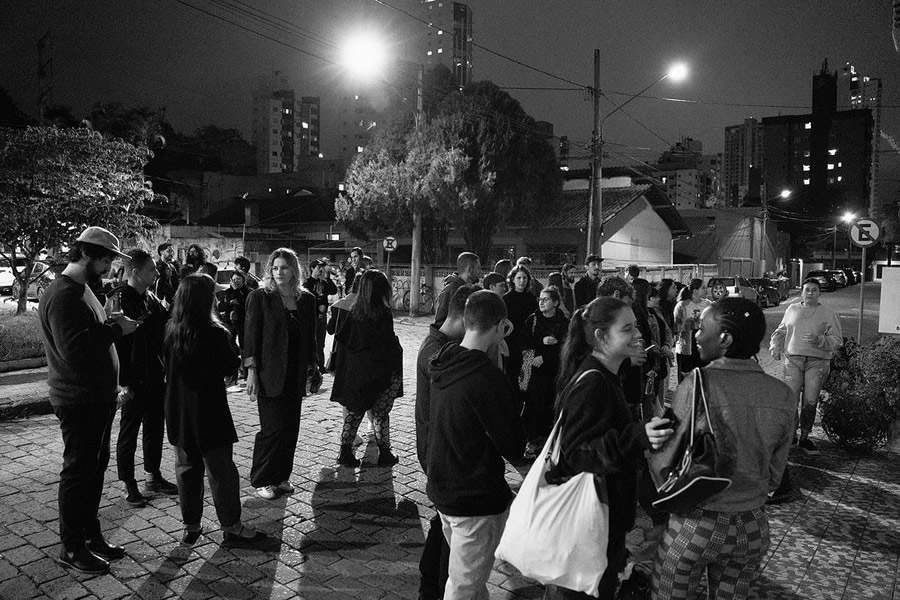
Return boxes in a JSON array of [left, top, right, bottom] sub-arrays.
[[798, 438, 819, 455], [256, 485, 278, 500], [57, 548, 109, 576], [145, 472, 178, 495], [275, 480, 295, 494], [124, 482, 147, 508]]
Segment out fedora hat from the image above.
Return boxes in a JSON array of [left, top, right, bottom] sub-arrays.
[[75, 226, 130, 259]]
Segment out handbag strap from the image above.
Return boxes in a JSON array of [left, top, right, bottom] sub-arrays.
[[693, 367, 716, 436], [548, 368, 602, 462]]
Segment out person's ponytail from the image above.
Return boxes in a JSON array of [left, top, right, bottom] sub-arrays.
[[556, 308, 591, 396]]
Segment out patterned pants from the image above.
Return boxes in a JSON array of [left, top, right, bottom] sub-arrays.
[[339, 373, 402, 449], [652, 507, 769, 600]]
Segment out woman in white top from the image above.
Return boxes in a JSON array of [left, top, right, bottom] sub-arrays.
[[672, 278, 710, 381], [769, 277, 842, 454]]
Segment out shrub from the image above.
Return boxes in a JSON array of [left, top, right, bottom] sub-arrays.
[[0, 313, 45, 362], [820, 336, 900, 453]]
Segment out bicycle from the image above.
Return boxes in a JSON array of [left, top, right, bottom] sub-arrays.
[[402, 282, 435, 314]]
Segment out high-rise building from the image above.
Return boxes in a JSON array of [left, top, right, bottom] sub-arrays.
[[421, 1, 473, 88], [837, 61, 882, 216], [252, 74, 322, 174], [335, 93, 380, 162], [723, 118, 764, 206]]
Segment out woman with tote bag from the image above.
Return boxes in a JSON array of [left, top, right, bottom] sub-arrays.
[[538, 297, 672, 599]]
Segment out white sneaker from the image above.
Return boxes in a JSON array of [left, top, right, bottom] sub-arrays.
[[276, 480, 295, 494], [256, 485, 278, 500]]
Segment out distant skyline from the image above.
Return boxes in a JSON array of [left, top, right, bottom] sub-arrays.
[[2, 0, 899, 185]]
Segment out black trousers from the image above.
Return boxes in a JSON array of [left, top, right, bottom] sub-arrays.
[[523, 372, 555, 443], [250, 394, 302, 488], [53, 401, 116, 552], [115, 382, 164, 482], [175, 444, 241, 529], [419, 513, 450, 599]]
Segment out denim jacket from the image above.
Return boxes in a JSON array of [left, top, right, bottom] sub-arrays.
[[668, 358, 795, 513]]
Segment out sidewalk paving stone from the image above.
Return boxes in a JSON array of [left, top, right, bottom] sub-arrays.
[[1, 315, 899, 598]]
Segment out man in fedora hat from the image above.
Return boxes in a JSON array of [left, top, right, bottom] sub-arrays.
[[38, 226, 140, 575]]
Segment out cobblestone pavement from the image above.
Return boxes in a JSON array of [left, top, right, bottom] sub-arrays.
[[0, 316, 898, 599]]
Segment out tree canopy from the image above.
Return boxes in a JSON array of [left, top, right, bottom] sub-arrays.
[[0, 126, 158, 313], [336, 77, 562, 263]]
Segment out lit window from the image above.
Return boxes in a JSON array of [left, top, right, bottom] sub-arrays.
[[803, 178, 810, 185], [357, 146, 364, 153], [438, 29, 443, 35], [837, 162, 842, 168], [828, 177, 835, 184], [301, 122, 309, 129], [427, 50, 433, 56], [437, 48, 443, 54], [828, 148, 837, 155], [837, 175, 843, 182], [802, 165, 810, 172], [318, 153, 324, 159], [354, 95, 359, 100], [804, 122, 812, 130], [803, 151, 810, 158], [284, 108, 291, 114], [828, 163, 835, 170], [267, 187, 272, 192]]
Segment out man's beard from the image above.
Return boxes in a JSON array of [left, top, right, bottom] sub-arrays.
[[86, 259, 109, 286]]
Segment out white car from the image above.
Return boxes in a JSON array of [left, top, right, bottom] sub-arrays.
[[0, 265, 13, 295]]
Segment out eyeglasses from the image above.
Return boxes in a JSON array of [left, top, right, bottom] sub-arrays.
[[538, 297, 554, 303]]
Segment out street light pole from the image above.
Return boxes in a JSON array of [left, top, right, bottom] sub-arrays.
[[409, 63, 424, 316], [586, 49, 602, 259]]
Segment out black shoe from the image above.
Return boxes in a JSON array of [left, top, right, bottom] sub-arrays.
[[377, 447, 399, 467], [337, 445, 360, 468], [86, 538, 125, 561], [222, 530, 274, 549], [181, 528, 203, 545], [798, 438, 819, 455], [57, 548, 110, 575], [124, 481, 147, 508], [145, 472, 179, 495]]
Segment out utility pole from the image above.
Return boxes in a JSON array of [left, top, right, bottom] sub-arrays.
[[585, 49, 603, 259], [409, 63, 425, 316], [760, 197, 768, 276]]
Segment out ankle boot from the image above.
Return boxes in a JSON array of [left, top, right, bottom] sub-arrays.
[[377, 445, 399, 467], [337, 445, 360, 468]]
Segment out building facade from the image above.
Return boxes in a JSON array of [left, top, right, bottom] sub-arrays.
[[421, 1, 473, 88], [251, 74, 322, 174], [837, 61, 883, 216], [723, 118, 764, 206]]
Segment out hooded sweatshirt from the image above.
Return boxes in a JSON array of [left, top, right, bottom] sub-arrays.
[[426, 342, 525, 516], [416, 325, 450, 470], [433, 272, 467, 327]]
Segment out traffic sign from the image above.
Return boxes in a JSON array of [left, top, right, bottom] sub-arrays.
[[383, 237, 397, 253], [849, 219, 880, 248]]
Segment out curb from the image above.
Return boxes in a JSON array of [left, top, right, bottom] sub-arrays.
[[0, 395, 53, 421], [0, 356, 47, 373]]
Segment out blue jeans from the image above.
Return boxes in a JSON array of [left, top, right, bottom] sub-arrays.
[[783, 354, 831, 435]]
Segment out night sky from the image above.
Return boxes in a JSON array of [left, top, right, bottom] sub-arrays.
[[2, 0, 899, 183]]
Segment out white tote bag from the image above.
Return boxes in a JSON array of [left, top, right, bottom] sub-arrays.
[[495, 371, 609, 597]]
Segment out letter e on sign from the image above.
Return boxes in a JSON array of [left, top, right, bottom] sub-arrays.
[[849, 219, 879, 248], [383, 237, 397, 253]]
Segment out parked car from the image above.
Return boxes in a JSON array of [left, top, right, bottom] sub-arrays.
[[828, 270, 848, 287], [10, 261, 66, 301], [749, 277, 781, 308], [707, 276, 760, 303], [0, 266, 13, 296], [839, 267, 856, 285], [805, 270, 836, 292]]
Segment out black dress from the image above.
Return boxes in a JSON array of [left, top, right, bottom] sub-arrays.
[[502, 289, 539, 386], [522, 309, 568, 442]]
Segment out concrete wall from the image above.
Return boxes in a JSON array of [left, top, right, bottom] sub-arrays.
[[602, 199, 673, 266]]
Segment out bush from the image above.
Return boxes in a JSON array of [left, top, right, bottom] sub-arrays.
[[0, 313, 45, 362], [820, 336, 900, 453]]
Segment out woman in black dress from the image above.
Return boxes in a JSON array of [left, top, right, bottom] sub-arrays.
[[330, 270, 403, 468], [244, 248, 317, 500], [164, 274, 269, 548], [503, 265, 539, 388]]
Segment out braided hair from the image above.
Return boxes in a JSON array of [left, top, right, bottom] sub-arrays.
[[708, 297, 765, 359]]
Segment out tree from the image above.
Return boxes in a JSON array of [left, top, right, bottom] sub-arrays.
[[0, 89, 34, 127], [0, 126, 158, 314], [431, 81, 563, 260]]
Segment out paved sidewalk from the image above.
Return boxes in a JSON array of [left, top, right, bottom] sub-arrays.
[[0, 317, 898, 599]]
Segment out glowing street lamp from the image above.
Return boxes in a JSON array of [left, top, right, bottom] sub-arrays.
[[833, 212, 857, 268], [338, 31, 388, 82]]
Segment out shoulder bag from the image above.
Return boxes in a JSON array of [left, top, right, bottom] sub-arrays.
[[650, 367, 731, 514]]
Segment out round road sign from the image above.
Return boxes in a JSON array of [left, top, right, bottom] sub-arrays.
[[383, 236, 397, 252], [849, 219, 880, 248]]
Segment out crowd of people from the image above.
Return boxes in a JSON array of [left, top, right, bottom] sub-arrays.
[[38, 227, 835, 600]]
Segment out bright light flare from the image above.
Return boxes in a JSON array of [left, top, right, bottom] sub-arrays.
[[779, 189, 791, 199], [841, 211, 857, 223], [666, 62, 689, 83], [339, 32, 388, 80]]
